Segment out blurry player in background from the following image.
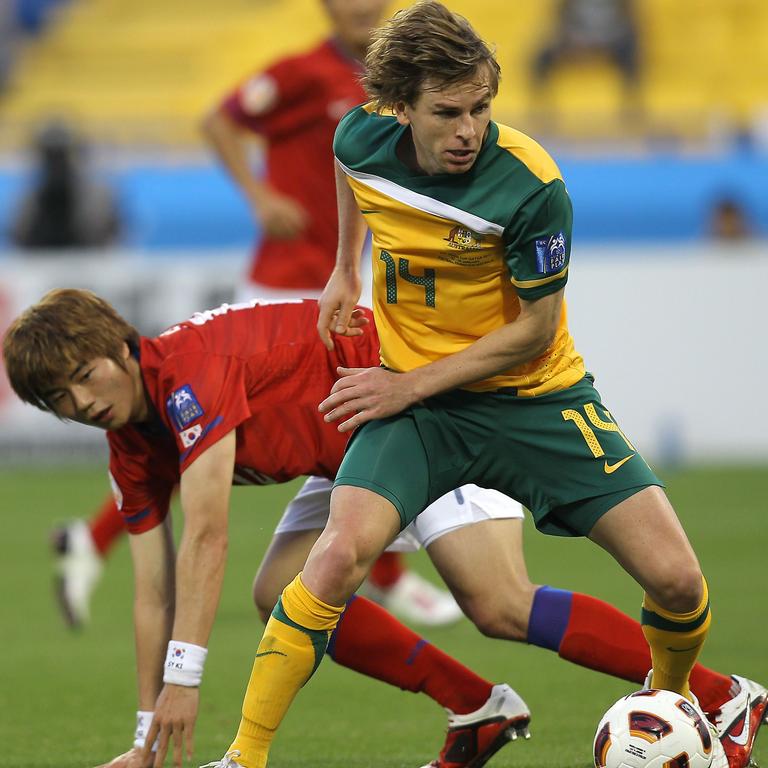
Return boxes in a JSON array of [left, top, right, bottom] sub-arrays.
[[200, 0, 382, 303], [51, 0, 462, 631], [5, 290, 765, 768]]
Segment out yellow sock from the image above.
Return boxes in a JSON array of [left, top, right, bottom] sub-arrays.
[[641, 576, 711, 701], [228, 573, 345, 767]]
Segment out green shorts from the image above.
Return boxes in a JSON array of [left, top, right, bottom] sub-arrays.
[[334, 374, 662, 537]]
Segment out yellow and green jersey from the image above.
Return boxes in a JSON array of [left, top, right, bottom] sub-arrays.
[[333, 104, 585, 396]]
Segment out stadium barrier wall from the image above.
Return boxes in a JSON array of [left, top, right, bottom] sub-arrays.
[[0, 245, 765, 465], [1, 149, 767, 249]]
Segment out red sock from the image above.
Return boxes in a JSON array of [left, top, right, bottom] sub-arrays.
[[689, 666, 735, 713], [368, 551, 406, 589], [88, 495, 125, 557], [328, 595, 491, 714], [559, 593, 733, 711]]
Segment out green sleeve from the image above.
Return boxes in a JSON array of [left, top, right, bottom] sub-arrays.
[[333, 106, 367, 167], [503, 180, 573, 300]]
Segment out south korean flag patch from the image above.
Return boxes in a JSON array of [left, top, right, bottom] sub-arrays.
[[179, 424, 203, 448], [534, 231, 567, 275], [167, 384, 204, 431]]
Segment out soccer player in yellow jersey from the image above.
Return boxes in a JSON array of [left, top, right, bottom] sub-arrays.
[[203, 3, 731, 767]]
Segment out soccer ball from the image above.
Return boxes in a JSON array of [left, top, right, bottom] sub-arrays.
[[593, 689, 714, 768]]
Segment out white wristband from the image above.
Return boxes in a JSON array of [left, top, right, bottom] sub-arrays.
[[163, 640, 208, 687], [134, 710, 157, 750]]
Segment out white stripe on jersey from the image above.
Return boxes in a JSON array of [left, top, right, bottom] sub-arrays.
[[337, 160, 505, 237]]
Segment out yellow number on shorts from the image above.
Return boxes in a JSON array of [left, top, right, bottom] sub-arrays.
[[562, 404, 635, 458]]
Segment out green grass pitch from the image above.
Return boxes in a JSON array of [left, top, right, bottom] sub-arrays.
[[0, 464, 766, 768]]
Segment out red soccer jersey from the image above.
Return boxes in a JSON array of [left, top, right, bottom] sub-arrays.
[[107, 300, 377, 534], [222, 39, 366, 290]]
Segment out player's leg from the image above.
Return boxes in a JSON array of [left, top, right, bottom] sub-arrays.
[[234, 471, 520, 768], [422, 484, 767, 767], [420, 488, 735, 709], [416, 489, 535, 640], [227, 485, 400, 767], [450, 379, 710, 703], [252, 528, 320, 621], [262, 475, 460, 627], [252, 520, 493, 709], [475, 376, 765, 767], [586, 489, 736, 767], [588, 486, 709, 700]]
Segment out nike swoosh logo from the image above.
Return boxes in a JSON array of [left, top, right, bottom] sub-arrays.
[[728, 694, 752, 746], [254, 650, 287, 659], [360, 209, 382, 215], [604, 454, 636, 474], [665, 644, 702, 653]]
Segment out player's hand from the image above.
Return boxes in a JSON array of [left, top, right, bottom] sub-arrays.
[[93, 747, 153, 768], [143, 685, 199, 768], [317, 268, 364, 350], [254, 191, 308, 239], [318, 366, 416, 432]]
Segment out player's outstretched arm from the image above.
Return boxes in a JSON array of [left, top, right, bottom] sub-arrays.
[[95, 520, 175, 768], [144, 431, 235, 768], [317, 161, 368, 350], [132, 518, 176, 712]]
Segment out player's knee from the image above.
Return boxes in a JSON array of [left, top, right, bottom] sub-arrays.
[[310, 533, 374, 593], [463, 596, 529, 641], [650, 563, 704, 614]]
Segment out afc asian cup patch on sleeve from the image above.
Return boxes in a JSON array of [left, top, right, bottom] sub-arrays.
[[166, 385, 204, 430], [534, 231, 567, 274]]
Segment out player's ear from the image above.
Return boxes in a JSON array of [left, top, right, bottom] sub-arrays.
[[394, 101, 410, 127], [120, 341, 131, 362]]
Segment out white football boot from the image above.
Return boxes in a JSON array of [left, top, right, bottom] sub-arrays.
[[365, 571, 463, 627], [420, 683, 531, 768], [710, 675, 768, 768], [199, 751, 243, 768], [51, 518, 103, 629]]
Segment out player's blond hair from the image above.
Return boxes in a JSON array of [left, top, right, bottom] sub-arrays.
[[2, 288, 139, 412], [362, 0, 501, 109]]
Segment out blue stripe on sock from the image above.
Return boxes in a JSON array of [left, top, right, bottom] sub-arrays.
[[326, 594, 357, 660], [527, 586, 573, 651], [405, 638, 427, 665]]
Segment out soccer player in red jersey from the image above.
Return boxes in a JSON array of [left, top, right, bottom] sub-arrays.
[[5, 289, 765, 768], [201, 0, 380, 301], [5, 291, 530, 768]]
